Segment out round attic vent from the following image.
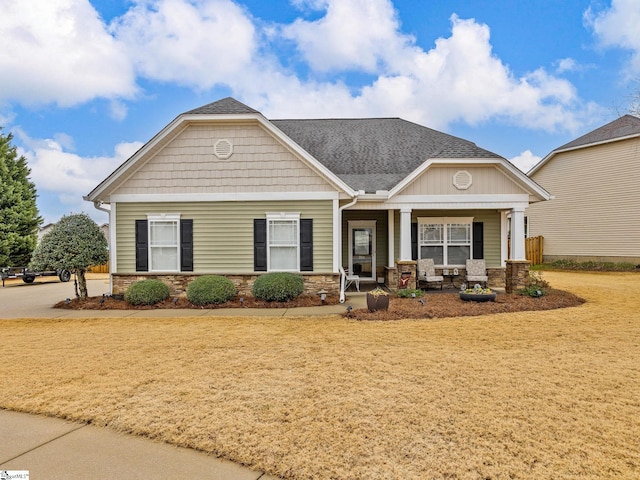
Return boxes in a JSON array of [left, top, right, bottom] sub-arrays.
[[453, 170, 472, 190], [214, 139, 233, 159]]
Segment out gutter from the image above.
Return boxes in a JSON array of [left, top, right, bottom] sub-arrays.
[[338, 193, 360, 303]]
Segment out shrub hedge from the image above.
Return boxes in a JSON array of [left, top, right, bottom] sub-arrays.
[[187, 275, 236, 305], [252, 272, 304, 302], [125, 279, 170, 305]]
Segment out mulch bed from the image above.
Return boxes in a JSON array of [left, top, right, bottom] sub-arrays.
[[346, 288, 585, 320], [54, 289, 585, 320]]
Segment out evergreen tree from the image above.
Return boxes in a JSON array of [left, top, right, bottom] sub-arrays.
[[0, 129, 42, 266], [30, 213, 108, 299]]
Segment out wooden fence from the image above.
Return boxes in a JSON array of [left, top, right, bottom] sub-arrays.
[[89, 263, 110, 274], [525, 236, 544, 265]]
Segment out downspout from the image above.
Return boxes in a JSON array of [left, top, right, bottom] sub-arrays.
[[338, 194, 360, 303], [93, 200, 111, 214]]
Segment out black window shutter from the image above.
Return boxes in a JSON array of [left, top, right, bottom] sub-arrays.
[[135, 220, 148, 272], [472, 222, 484, 259], [180, 219, 193, 272], [254, 219, 267, 272], [300, 219, 313, 271], [411, 222, 418, 260]]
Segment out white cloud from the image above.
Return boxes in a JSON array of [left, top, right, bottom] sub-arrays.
[[510, 150, 542, 173], [282, 0, 412, 72], [0, 0, 137, 107], [586, 0, 640, 75], [256, 12, 596, 133], [110, 0, 257, 89], [17, 131, 143, 220]]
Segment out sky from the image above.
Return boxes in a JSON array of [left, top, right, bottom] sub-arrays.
[[2, 0, 640, 226]]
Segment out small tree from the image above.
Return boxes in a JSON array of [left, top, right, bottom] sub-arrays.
[[30, 213, 108, 299], [0, 129, 42, 266]]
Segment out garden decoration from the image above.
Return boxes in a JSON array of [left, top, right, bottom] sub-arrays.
[[367, 287, 390, 312], [459, 283, 496, 302]]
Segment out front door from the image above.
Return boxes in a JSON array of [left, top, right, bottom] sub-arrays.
[[348, 221, 376, 282]]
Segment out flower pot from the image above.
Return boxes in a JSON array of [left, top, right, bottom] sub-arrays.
[[367, 292, 390, 312], [459, 292, 496, 302]]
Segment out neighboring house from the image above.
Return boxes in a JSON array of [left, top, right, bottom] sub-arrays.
[[39, 222, 110, 249], [85, 97, 551, 296], [528, 115, 640, 264]]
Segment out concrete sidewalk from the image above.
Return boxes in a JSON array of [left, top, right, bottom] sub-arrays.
[[0, 410, 277, 480]]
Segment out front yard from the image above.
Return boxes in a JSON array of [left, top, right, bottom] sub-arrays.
[[1, 271, 639, 479]]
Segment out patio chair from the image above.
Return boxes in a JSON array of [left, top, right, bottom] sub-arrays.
[[339, 266, 360, 292], [417, 258, 443, 290], [465, 259, 488, 287]]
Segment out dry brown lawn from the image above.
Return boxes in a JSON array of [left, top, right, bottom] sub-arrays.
[[1, 271, 639, 479]]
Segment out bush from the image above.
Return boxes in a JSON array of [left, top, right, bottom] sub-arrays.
[[518, 271, 549, 297], [125, 279, 170, 305], [187, 275, 236, 305], [396, 288, 424, 298], [252, 272, 304, 302]]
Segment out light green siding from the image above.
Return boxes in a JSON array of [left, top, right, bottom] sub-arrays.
[[115, 200, 334, 273]]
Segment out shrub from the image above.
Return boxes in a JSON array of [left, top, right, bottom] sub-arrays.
[[187, 275, 236, 305], [396, 288, 423, 298], [125, 279, 170, 305], [252, 272, 304, 302], [518, 270, 549, 297]]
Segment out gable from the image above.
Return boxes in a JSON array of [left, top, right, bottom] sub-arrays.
[[397, 165, 530, 196], [104, 122, 338, 197]]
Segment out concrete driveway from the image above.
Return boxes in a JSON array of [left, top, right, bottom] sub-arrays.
[[0, 275, 111, 319]]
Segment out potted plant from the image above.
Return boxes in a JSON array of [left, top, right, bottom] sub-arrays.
[[367, 287, 390, 312], [459, 284, 496, 302]]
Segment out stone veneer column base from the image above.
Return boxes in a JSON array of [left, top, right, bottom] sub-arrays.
[[394, 260, 417, 291], [505, 260, 530, 294]]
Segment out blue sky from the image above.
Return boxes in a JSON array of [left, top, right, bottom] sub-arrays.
[[2, 0, 640, 225]]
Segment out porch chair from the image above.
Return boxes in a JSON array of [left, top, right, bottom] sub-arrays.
[[465, 259, 488, 287], [339, 266, 360, 292], [417, 258, 444, 290]]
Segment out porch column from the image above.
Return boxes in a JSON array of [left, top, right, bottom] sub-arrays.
[[510, 206, 526, 260], [387, 210, 395, 267], [399, 208, 412, 261]]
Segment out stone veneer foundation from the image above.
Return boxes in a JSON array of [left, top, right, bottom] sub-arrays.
[[111, 273, 341, 297]]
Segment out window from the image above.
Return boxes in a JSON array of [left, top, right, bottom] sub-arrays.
[[148, 215, 180, 271], [267, 213, 300, 271], [418, 217, 473, 266]]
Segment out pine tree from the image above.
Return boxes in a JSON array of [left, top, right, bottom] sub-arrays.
[[0, 129, 42, 266]]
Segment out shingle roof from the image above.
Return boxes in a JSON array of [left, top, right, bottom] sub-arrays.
[[272, 118, 502, 192], [185, 97, 260, 115], [184, 98, 504, 193], [557, 114, 640, 151]]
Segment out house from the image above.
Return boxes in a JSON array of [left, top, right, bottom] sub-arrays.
[[85, 97, 551, 297], [527, 115, 640, 264]]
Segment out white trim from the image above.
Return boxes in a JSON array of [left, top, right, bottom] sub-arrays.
[[109, 203, 116, 290], [501, 210, 509, 267], [387, 157, 552, 202], [110, 191, 340, 203], [348, 220, 377, 282], [417, 216, 474, 267], [266, 213, 301, 272], [333, 199, 340, 272], [387, 209, 395, 268], [147, 214, 181, 273]]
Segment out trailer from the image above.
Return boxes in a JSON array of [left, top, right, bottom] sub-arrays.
[[1, 267, 71, 287]]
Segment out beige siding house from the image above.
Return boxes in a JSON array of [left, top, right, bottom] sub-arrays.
[[528, 115, 640, 264], [85, 97, 551, 298]]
